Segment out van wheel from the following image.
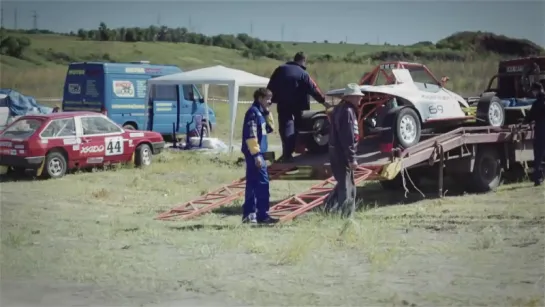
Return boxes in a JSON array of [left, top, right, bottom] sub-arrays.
[[123, 123, 136, 130], [200, 122, 210, 137], [43, 151, 67, 179], [134, 144, 152, 167]]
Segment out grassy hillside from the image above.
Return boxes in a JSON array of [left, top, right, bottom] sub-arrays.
[[0, 32, 503, 100]]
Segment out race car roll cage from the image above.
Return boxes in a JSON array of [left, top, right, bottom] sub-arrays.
[[338, 61, 449, 140]]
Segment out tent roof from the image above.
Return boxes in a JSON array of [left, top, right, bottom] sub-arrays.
[[147, 65, 270, 87]]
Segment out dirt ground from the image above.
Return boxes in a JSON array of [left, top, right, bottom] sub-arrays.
[[1, 151, 544, 307]]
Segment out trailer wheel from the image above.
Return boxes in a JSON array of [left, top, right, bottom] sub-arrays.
[[306, 115, 329, 154], [390, 108, 421, 148], [468, 146, 503, 193], [476, 96, 505, 127]]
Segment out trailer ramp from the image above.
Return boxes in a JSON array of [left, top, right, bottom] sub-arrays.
[[268, 166, 380, 222], [155, 165, 295, 221]]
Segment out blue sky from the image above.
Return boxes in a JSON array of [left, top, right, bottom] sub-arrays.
[[1, 0, 544, 46]]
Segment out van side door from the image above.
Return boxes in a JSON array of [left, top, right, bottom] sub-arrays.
[[149, 84, 180, 134]]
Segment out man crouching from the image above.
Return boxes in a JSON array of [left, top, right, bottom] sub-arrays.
[[241, 88, 278, 224], [323, 84, 364, 218]]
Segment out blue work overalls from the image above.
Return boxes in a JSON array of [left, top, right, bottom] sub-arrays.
[[241, 102, 273, 221], [534, 121, 545, 184]]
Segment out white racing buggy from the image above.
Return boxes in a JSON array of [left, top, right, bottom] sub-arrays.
[[297, 61, 505, 154]]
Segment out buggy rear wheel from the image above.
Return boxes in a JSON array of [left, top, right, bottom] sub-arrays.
[[306, 116, 329, 154]]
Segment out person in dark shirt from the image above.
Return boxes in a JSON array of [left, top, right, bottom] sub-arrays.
[[323, 84, 364, 218], [267, 52, 327, 162], [524, 82, 545, 186]]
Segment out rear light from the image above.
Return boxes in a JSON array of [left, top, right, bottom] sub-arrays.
[[380, 142, 393, 153]]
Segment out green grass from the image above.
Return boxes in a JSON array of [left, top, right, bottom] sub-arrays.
[[1, 150, 544, 306]]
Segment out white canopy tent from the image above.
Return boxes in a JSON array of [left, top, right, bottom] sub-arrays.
[[145, 65, 270, 152]]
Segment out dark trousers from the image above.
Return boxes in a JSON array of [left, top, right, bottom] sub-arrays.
[[242, 154, 270, 221], [533, 129, 545, 184], [278, 108, 303, 159], [324, 147, 356, 218]]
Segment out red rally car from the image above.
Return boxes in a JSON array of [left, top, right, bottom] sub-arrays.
[[0, 111, 165, 179]]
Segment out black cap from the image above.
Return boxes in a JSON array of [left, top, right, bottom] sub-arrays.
[[531, 82, 544, 91], [294, 52, 306, 62]]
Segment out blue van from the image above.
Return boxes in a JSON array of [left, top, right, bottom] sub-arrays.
[[61, 61, 216, 136]]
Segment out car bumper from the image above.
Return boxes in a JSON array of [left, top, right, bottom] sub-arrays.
[[152, 141, 165, 154], [0, 155, 45, 169]]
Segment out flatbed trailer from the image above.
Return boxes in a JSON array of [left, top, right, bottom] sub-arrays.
[[156, 124, 538, 223]]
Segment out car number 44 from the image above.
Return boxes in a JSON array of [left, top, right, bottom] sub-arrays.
[[105, 136, 124, 156]]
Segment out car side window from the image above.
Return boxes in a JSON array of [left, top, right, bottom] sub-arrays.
[[41, 118, 77, 138], [81, 116, 122, 135], [182, 84, 194, 101]]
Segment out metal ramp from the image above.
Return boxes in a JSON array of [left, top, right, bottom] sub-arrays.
[[155, 166, 295, 221], [268, 166, 379, 222]]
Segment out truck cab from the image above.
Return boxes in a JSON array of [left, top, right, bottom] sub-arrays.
[[61, 61, 216, 136]]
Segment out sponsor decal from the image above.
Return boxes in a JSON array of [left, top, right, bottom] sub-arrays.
[[68, 84, 81, 95], [86, 157, 104, 164], [0, 142, 12, 147], [129, 132, 144, 138], [63, 138, 79, 145], [81, 145, 105, 154], [113, 81, 135, 98]]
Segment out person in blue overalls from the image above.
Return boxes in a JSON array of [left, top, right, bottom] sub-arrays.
[[241, 88, 278, 224], [524, 82, 545, 186]]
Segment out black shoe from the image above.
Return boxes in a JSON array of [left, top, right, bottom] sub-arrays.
[[257, 217, 279, 225], [242, 214, 257, 224], [278, 155, 294, 163], [534, 181, 543, 187]]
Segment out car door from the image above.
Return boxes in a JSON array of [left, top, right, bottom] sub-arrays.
[[79, 115, 126, 165]]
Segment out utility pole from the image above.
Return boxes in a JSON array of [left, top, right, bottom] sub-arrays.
[[250, 21, 253, 36], [157, 13, 161, 26], [1, 8, 4, 29], [281, 24, 284, 41], [32, 10, 38, 30], [14, 8, 17, 29], [188, 15, 192, 32]]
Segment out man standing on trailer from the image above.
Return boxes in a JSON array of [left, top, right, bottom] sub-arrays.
[[323, 84, 364, 218], [241, 88, 278, 224], [267, 52, 327, 162], [524, 82, 545, 186]]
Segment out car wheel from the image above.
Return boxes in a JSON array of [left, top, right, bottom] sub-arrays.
[[134, 143, 152, 167], [392, 108, 421, 148], [306, 116, 329, 154], [123, 123, 136, 130], [43, 151, 67, 179], [476, 96, 505, 127], [467, 146, 503, 193]]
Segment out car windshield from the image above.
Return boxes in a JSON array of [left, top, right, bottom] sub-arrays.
[[1, 118, 43, 139]]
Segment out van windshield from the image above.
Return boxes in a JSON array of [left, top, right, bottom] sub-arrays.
[[1, 118, 43, 139]]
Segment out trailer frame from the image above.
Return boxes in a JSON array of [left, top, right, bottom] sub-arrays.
[[156, 124, 538, 223]]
